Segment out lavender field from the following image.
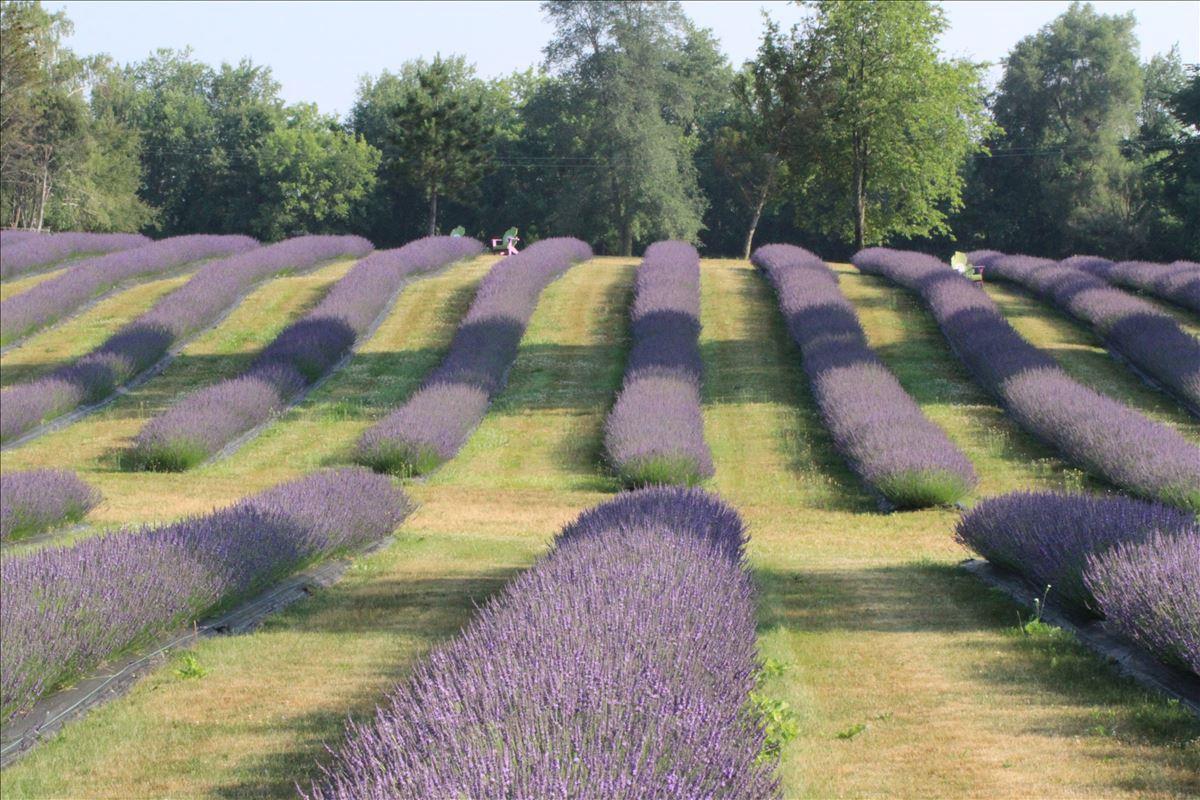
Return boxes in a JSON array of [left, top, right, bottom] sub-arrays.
[[1, 242, 1197, 800]]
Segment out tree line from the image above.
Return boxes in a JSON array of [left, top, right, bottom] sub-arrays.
[[2, 0, 1196, 260]]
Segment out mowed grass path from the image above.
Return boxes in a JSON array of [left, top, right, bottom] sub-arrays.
[[2, 257, 1198, 798]]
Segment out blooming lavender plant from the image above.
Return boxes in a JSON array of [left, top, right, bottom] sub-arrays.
[[955, 491, 1198, 613], [0, 230, 42, 248], [1, 232, 151, 280], [984, 253, 1200, 413], [0, 469, 100, 541], [852, 248, 1200, 510], [1073, 257, 1200, 316], [0, 467, 410, 720], [0, 236, 372, 444], [0, 234, 259, 344], [604, 241, 713, 487], [127, 237, 482, 470], [755, 244, 976, 507], [1085, 530, 1200, 675], [355, 238, 592, 474], [304, 487, 778, 800]]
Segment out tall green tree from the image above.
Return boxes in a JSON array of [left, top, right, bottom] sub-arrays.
[[973, 2, 1145, 255], [540, 0, 723, 255], [351, 57, 512, 242], [251, 104, 379, 240], [385, 56, 498, 236], [0, 1, 151, 231], [760, 1, 992, 250], [711, 63, 788, 258], [117, 50, 284, 235], [1148, 66, 1200, 258]]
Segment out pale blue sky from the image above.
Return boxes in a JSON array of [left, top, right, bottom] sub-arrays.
[[49, 0, 1200, 118]]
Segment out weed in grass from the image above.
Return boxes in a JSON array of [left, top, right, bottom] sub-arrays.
[[173, 652, 208, 680], [836, 722, 868, 740]]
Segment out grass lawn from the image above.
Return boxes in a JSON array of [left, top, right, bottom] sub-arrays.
[[1, 257, 1196, 798]]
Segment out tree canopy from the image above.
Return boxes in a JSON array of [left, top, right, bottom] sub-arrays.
[[2, 0, 1195, 261]]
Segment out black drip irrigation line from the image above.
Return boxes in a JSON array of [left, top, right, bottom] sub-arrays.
[[960, 558, 1200, 718], [1, 258, 350, 451], [0, 533, 398, 768], [0, 521, 92, 554], [202, 255, 483, 468]]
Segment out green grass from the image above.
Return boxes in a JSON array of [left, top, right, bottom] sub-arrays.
[[874, 468, 975, 509], [2, 257, 1197, 799], [615, 452, 710, 488], [353, 439, 445, 477]]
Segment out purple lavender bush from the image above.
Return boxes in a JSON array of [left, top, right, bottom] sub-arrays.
[[985, 253, 1200, 413], [0, 469, 100, 542], [0, 467, 410, 720], [1085, 530, 1200, 675], [1, 232, 151, 280], [604, 241, 713, 487], [755, 244, 976, 507], [0, 234, 258, 344], [127, 237, 482, 470], [355, 238, 592, 474], [1085, 258, 1200, 315], [852, 248, 1200, 511], [0, 236, 372, 444], [955, 491, 1198, 613], [0, 230, 42, 248], [304, 487, 778, 800]]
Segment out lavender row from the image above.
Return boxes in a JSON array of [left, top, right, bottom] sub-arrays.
[[755, 244, 976, 507], [1, 232, 151, 280], [0, 467, 411, 720], [957, 491, 1199, 675], [1065, 255, 1200, 316], [127, 237, 483, 470], [972, 252, 1200, 413], [0, 470, 99, 542], [0, 235, 372, 444], [852, 248, 1200, 510], [0, 230, 42, 247], [604, 241, 713, 487], [1085, 531, 1200, 676], [305, 487, 777, 800], [355, 238, 592, 475], [0, 234, 258, 344]]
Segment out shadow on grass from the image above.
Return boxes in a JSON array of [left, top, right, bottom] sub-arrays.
[[207, 565, 524, 799], [546, 265, 635, 486], [756, 560, 1200, 781]]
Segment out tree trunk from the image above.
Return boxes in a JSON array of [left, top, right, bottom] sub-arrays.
[[742, 182, 771, 261], [426, 189, 438, 236], [36, 151, 50, 232], [619, 219, 633, 257], [853, 139, 865, 251]]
